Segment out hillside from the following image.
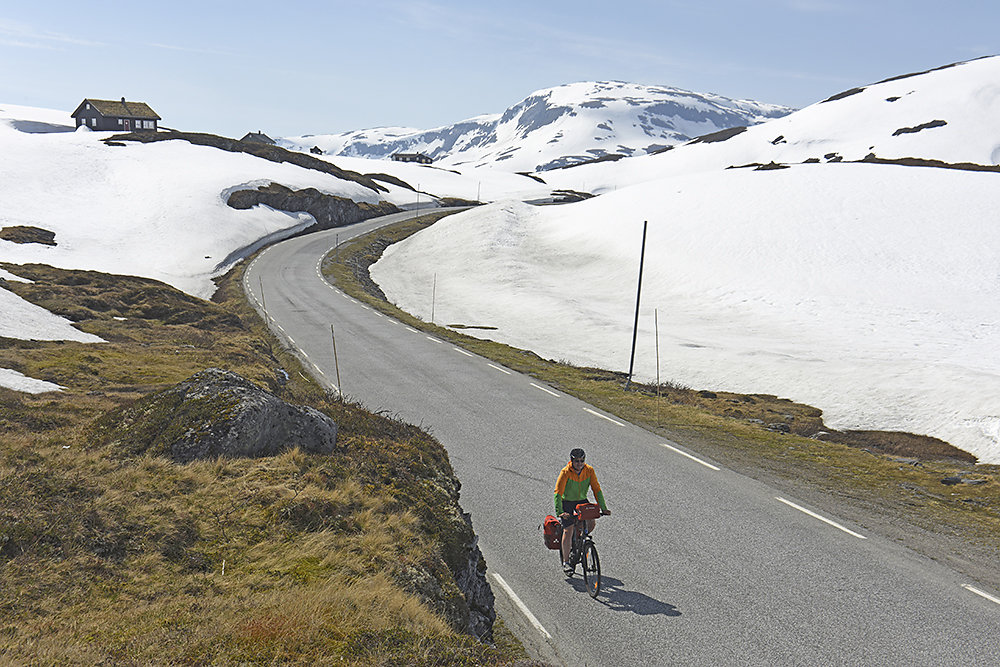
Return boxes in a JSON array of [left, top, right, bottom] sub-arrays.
[[542, 56, 1000, 193], [280, 81, 793, 172], [370, 56, 1000, 464], [0, 256, 530, 663]]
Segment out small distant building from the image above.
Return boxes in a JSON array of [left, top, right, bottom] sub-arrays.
[[71, 97, 160, 132], [392, 152, 433, 164], [240, 131, 275, 145], [310, 146, 323, 155]]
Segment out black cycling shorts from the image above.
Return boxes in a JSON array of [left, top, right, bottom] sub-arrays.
[[560, 500, 587, 527]]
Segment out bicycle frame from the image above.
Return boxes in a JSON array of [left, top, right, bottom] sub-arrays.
[[564, 513, 602, 598]]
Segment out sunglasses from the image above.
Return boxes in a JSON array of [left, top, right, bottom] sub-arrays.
[[571, 457, 585, 463]]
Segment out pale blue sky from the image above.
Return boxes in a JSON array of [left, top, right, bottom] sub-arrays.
[[1, 1, 996, 137]]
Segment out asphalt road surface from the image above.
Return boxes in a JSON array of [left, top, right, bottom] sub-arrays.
[[244, 210, 1000, 666]]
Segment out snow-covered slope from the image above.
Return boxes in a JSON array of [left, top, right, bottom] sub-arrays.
[[0, 103, 552, 348], [371, 57, 1000, 463], [281, 81, 793, 173], [543, 56, 1000, 194]]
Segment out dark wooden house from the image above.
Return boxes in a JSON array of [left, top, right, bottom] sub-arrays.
[[240, 131, 275, 145], [71, 98, 161, 132], [391, 152, 433, 164]]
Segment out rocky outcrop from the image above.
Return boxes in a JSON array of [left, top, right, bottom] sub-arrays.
[[452, 517, 496, 639], [227, 182, 399, 231], [88, 367, 496, 639], [399, 462, 496, 640], [90, 368, 338, 462], [0, 225, 57, 246]]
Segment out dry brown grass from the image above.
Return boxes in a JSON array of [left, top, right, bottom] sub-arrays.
[[0, 261, 530, 665]]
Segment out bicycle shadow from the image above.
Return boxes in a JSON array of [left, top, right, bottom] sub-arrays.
[[567, 575, 681, 617]]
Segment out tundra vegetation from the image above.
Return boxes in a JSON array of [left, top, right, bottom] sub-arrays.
[[0, 261, 533, 665]]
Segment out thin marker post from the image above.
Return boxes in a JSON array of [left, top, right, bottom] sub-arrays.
[[331, 324, 343, 401], [625, 221, 648, 391]]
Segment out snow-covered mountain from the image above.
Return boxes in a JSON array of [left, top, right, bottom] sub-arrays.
[[281, 81, 793, 172], [371, 56, 1000, 463], [542, 56, 1000, 194]]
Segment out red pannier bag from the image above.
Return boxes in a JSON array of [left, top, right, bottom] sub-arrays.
[[576, 503, 601, 520], [542, 515, 562, 550]]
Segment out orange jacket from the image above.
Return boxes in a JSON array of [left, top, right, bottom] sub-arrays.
[[554, 461, 607, 514]]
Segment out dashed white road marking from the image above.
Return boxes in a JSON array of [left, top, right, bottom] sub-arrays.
[[426, 336, 443, 344], [488, 363, 512, 375], [583, 407, 624, 426], [776, 497, 866, 539], [490, 573, 551, 640], [659, 443, 721, 471], [454, 348, 475, 357], [963, 584, 1000, 606], [530, 382, 559, 397]]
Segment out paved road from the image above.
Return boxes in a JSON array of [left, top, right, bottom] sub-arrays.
[[244, 211, 1000, 666]]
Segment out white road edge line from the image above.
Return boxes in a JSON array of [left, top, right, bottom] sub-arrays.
[[660, 443, 720, 471], [530, 382, 559, 397], [775, 497, 866, 539], [490, 573, 552, 640], [583, 407, 624, 426], [963, 584, 1000, 606], [488, 363, 512, 375], [454, 348, 475, 357]]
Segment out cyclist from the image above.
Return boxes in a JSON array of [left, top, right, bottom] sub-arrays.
[[555, 447, 610, 574]]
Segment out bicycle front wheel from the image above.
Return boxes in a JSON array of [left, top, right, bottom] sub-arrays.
[[582, 542, 601, 598]]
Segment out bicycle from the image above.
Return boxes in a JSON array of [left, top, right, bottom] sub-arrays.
[[559, 504, 603, 598]]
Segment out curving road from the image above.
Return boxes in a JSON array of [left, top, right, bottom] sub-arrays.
[[243, 210, 1000, 666]]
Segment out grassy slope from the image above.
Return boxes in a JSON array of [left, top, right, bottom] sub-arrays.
[[0, 262, 533, 665], [325, 211, 1000, 592]]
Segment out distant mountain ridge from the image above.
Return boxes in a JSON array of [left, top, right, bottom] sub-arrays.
[[281, 81, 794, 172]]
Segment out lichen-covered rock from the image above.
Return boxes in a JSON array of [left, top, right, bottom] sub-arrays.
[[90, 368, 338, 462]]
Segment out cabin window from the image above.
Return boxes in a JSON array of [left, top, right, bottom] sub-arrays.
[[118, 119, 123, 126], [90, 118, 96, 127]]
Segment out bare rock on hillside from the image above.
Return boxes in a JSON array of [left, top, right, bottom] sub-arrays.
[[91, 368, 338, 462], [227, 182, 399, 230], [0, 225, 57, 246]]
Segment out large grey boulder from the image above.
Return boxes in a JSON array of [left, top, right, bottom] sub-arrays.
[[92, 368, 338, 462]]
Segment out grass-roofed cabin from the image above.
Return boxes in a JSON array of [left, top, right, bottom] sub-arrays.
[[71, 97, 161, 132]]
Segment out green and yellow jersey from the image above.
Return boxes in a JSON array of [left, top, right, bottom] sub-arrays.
[[554, 461, 607, 515]]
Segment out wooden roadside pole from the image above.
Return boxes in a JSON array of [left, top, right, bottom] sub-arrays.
[[259, 276, 267, 323], [655, 308, 661, 428], [625, 221, 648, 391], [331, 325, 343, 401]]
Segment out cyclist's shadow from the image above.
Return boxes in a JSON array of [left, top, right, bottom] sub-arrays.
[[568, 576, 681, 616]]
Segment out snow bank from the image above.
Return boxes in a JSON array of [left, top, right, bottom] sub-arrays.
[[373, 164, 1000, 463], [0, 368, 65, 394], [0, 286, 105, 342]]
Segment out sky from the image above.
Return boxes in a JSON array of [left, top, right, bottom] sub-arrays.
[[1, 1, 997, 138]]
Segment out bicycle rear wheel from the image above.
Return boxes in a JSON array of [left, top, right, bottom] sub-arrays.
[[582, 542, 601, 598]]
